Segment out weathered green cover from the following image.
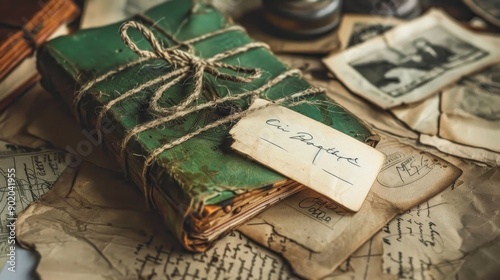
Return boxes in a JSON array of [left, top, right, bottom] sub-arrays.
[[38, 0, 378, 251]]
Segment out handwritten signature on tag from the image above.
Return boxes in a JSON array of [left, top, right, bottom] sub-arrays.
[[261, 118, 360, 186]]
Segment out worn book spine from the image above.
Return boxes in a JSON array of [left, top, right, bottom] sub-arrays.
[[38, 0, 378, 251]]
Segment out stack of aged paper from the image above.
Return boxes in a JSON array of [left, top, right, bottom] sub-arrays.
[[324, 10, 500, 166]]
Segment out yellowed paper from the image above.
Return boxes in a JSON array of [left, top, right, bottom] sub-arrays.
[[332, 231, 398, 280], [337, 14, 404, 50], [0, 84, 118, 171], [333, 14, 441, 136], [390, 93, 440, 135], [0, 142, 68, 271], [16, 161, 299, 279], [323, 9, 500, 109], [230, 99, 385, 212], [239, 137, 461, 279], [439, 64, 500, 153], [381, 186, 463, 279]]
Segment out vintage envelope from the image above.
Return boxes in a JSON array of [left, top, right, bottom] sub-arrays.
[[238, 137, 462, 279], [323, 9, 500, 109]]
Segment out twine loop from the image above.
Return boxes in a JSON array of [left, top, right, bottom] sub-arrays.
[[120, 21, 262, 116]]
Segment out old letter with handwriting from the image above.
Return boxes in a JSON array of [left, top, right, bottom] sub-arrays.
[[239, 138, 461, 279]]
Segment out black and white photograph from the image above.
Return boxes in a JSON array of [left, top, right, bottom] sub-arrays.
[[349, 26, 488, 98], [324, 9, 500, 109]]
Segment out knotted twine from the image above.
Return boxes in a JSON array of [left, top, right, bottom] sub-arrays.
[[74, 20, 325, 205]]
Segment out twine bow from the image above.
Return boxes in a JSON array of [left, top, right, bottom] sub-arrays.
[[119, 21, 262, 116]]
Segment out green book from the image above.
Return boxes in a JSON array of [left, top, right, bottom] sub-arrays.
[[38, 0, 378, 252]]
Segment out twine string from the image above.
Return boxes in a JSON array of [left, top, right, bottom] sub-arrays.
[[120, 21, 262, 114]]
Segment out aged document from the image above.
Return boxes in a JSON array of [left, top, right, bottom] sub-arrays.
[[324, 9, 500, 109], [239, 137, 462, 279], [2, 85, 298, 279], [0, 143, 68, 270], [80, 0, 165, 28], [16, 161, 298, 279], [439, 64, 500, 153], [380, 157, 500, 279], [316, 154, 499, 280], [391, 94, 440, 136], [230, 99, 385, 212], [419, 134, 500, 166], [380, 186, 463, 279], [338, 14, 404, 50]]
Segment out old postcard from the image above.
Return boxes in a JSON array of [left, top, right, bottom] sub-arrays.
[[439, 64, 500, 153], [277, 53, 419, 139], [324, 9, 500, 109], [239, 137, 462, 279], [338, 14, 404, 50]]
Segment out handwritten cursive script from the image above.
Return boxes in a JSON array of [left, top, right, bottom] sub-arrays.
[[266, 119, 360, 167]]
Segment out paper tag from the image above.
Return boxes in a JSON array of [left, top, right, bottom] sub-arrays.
[[229, 99, 385, 212]]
